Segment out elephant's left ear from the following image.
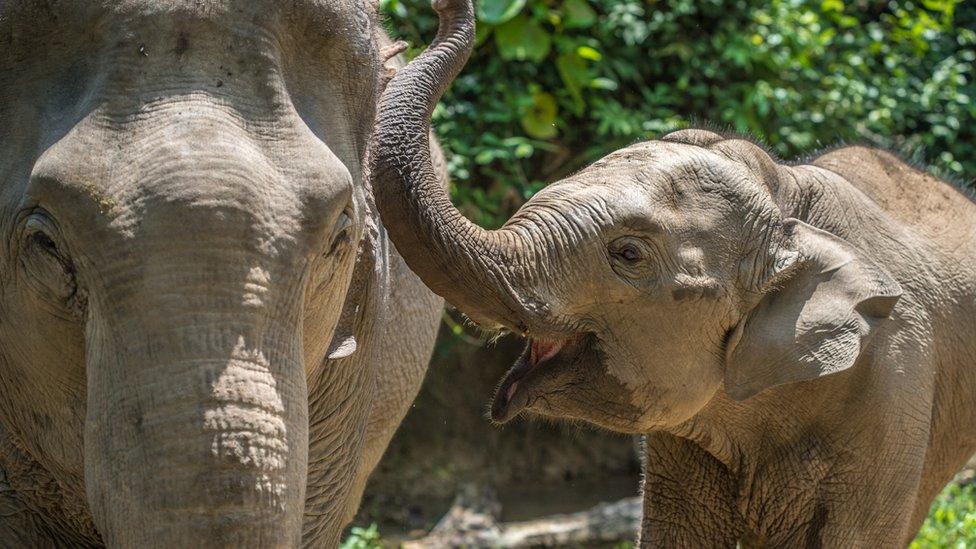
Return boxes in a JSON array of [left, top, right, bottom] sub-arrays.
[[724, 219, 902, 400], [327, 222, 385, 361], [327, 319, 358, 359]]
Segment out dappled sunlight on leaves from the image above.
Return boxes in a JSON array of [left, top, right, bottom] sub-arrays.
[[381, 0, 974, 226]]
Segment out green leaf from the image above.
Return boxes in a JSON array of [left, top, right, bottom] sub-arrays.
[[495, 16, 552, 62], [340, 524, 382, 549], [477, 0, 526, 25], [514, 142, 534, 157], [475, 150, 497, 164], [475, 23, 493, 47], [379, 0, 406, 18], [556, 52, 589, 113], [589, 77, 618, 90], [563, 0, 596, 29], [820, 0, 844, 13], [576, 45, 602, 61], [520, 91, 559, 139]]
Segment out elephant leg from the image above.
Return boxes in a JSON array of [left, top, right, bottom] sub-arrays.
[[357, 253, 442, 481], [810, 463, 925, 547], [639, 432, 742, 548], [303, 351, 374, 548], [907, 450, 975, 539]]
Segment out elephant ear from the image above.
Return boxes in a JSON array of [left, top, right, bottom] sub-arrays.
[[327, 218, 388, 361], [724, 219, 902, 400], [327, 303, 359, 359]]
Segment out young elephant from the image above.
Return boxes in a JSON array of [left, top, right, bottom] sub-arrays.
[[372, 1, 976, 546]]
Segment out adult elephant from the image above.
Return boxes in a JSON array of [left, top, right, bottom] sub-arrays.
[[0, 1, 442, 546], [374, 1, 976, 546]]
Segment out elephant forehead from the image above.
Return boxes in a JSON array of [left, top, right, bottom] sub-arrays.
[[1, 0, 378, 79], [27, 104, 354, 262], [558, 142, 747, 203], [2, 0, 369, 28]]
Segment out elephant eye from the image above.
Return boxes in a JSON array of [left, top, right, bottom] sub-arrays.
[[616, 244, 641, 262], [608, 238, 644, 264], [608, 236, 657, 282], [30, 232, 58, 256], [19, 212, 79, 308]]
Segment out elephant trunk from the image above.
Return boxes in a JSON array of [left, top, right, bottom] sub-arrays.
[[83, 263, 308, 547], [371, 0, 535, 332]]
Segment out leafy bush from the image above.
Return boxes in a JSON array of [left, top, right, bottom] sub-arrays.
[[911, 480, 976, 548], [339, 523, 384, 549], [381, 0, 975, 227]]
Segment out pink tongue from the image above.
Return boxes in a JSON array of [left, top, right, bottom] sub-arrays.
[[531, 339, 565, 365], [506, 382, 519, 401], [507, 339, 565, 404]]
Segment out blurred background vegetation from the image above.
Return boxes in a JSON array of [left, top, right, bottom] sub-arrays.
[[353, 0, 976, 546], [380, 0, 974, 228]]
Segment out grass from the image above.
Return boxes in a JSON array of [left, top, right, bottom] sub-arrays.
[[339, 523, 383, 549], [342, 479, 976, 547]]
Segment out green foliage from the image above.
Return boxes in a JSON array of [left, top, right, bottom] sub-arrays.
[[339, 523, 383, 549], [478, 0, 527, 25], [912, 480, 976, 548], [381, 0, 975, 228]]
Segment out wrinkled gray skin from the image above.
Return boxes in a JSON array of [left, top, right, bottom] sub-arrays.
[[372, 1, 976, 546], [0, 1, 443, 547]]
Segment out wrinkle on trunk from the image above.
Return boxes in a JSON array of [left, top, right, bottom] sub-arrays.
[[84, 284, 309, 547]]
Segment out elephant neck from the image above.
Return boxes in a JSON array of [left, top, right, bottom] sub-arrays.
[[658, 386, 860, 541], [663, 359, 886, 479], [0, 422, 100, 546]]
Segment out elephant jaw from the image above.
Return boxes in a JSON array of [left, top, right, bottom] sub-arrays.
[[490, 335, 580, 423]]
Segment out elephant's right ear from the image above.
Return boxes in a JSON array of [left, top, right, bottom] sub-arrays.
[[724, 219, 902, 400]]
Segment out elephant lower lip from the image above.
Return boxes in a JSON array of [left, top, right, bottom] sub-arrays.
[[490, 337, 570, 423], [491, 375, 527, 423]]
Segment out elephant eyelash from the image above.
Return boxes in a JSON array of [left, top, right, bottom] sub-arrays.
[[28, 232, 59, 256]]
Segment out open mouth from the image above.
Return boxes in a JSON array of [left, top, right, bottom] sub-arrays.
[[490, 334, 583, 423]]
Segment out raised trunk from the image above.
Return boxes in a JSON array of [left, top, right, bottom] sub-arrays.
[[371, 0, 534, 332], [83, 267, 308, 547]]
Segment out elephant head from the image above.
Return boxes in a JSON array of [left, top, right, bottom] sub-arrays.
[[372, 0, 903, 434], [0, 1, 384, 545]]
